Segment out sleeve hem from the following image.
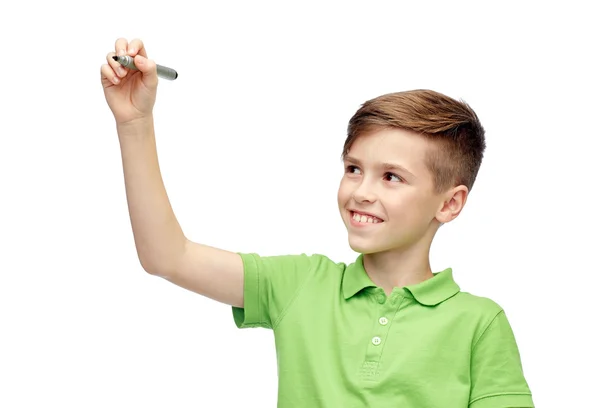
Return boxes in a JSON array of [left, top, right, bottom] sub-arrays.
[[232, 253, 268, 329], [469, 393, 534, 408]]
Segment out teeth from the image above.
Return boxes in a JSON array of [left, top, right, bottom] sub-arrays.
[[352, 212, 381, 224]]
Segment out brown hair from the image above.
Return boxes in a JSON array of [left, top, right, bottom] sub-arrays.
[[343, 89, 486, 194]]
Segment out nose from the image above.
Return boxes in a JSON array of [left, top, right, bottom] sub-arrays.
[[352, 180, 377, 203]]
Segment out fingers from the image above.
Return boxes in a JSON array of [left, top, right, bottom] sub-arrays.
[[127, 38, 147, 58], [114, 37, 147, 58], [133, 55, 158, 89], [102, 38, 153, 87], [106, 51, 128, 78], [114, 37, 129, 57], [101, 63, 120, 86]]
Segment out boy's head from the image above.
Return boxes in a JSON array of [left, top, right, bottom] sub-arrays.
[[337, 89, 486, 255]]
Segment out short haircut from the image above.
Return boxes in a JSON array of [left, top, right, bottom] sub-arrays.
[[343, 90, 486, 194]]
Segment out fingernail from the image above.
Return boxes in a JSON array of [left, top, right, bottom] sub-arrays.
[[118, 49, 126, 56], [112, 76, 120, 84], [128, 48, 136, 55], [118, 67, 127, 77]]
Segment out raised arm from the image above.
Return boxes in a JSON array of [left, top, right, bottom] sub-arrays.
[[101, 38, 244, 308]]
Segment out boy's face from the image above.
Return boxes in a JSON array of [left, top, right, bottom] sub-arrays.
[[337, 128, 449, 254]]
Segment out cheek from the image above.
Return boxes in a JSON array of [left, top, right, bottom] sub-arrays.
[[384, 191, 428, 218], [337, 180, 351, 203]]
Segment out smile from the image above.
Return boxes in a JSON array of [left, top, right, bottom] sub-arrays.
[[350, 211, 383, 224]]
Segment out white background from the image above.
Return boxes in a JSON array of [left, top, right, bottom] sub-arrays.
[[1, 1, 598, 407]]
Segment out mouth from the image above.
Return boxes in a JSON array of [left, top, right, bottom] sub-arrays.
[[349, 210, 384, 225]]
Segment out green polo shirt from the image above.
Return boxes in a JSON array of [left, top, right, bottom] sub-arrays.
[[232, 253, 534, 407]]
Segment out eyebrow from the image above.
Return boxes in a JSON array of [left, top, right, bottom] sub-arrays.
[[343, 155, 416, 178]]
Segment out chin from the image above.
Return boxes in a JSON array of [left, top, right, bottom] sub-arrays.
[[347, 237, 383, 255]]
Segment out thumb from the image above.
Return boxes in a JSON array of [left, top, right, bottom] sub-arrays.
[[134, 55, 158, 88]]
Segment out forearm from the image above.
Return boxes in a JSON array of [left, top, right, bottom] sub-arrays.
[[117, 117, 186, 275]]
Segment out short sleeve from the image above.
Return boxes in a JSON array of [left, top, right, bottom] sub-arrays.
[[469, 310, 534, 407], [231, 252, 316, 330]]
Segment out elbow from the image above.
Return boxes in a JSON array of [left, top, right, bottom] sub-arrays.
[[140, 257, 175, 278], [138, 236, 187, 278], [138, 243, 187, 278], [140, 259, 160, 276]]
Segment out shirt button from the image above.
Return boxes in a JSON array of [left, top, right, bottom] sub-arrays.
[[377, 295, 385, 304], [379, 317, 388, 325], [372, 336, 382, 346]]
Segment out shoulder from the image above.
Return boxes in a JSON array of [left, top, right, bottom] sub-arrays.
[[302, 253, 350, 284], [450, 291, 504, 315], [237, 251, 345, 277], [277, 252, 349, 274], [446, 291, 508, 338], [247, 252, 356, 291]]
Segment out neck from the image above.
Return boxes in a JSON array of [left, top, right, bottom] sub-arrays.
[[362, 238, 434, 296]]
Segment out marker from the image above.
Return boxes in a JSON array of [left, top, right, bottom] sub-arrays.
[[112, 55, 178, 80]]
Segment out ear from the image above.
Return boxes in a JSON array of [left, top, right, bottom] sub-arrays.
[[435, 185, 469, 224]]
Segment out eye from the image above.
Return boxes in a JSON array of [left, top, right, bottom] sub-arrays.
[[384, 172, 403, 183], [345, 165, 361, 175]]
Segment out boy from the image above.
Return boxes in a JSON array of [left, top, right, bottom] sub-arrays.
[[101, 38, 534, 407]]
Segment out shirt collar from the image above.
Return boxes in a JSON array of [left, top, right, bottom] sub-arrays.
[[342, 254, 460, 306]]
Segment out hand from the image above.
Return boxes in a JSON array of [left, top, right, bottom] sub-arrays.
[[101, 38, 158, 125]]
